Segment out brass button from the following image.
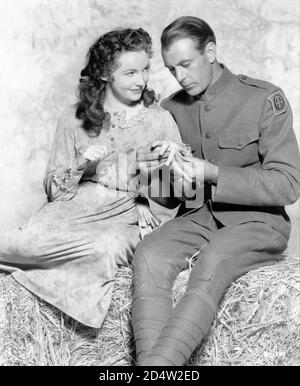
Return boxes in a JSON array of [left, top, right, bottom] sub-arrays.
[[241, 75, 247, 80], [205, 131, 212, 139], [204, 105, 211, 112]]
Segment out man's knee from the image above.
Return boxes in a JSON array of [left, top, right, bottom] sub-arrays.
[[134, 220, 180, 266], [202, 222, 287, 259], [133, 237, 168, 288], [134, 231, 186, 290], [187, 222, 288, 290], [133, 217, 206, 289]]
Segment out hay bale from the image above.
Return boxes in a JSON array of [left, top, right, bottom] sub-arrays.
[[0, 268, 134, 366], [189, 255, 300, 366], [0, 255, 299, 366]]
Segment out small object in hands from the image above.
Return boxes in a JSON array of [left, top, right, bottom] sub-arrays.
[[150, 141, 192, 166], [136, 142, 193, 175], [180, 143, 193, 156], [171, 152, 194, 183]]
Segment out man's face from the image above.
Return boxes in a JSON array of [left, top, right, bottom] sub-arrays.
[[162, 38, 215, 96]]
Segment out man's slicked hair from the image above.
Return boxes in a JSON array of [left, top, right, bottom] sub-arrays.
[[161, 16, 216, 54]]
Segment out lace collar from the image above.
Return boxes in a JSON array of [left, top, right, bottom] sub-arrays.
[[109, 103, 148, 130]]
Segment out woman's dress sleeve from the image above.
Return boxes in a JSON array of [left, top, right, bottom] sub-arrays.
[[43, 111, 86, 202]]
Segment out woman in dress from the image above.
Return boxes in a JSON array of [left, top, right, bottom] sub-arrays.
[[0, 28, 184, 328]]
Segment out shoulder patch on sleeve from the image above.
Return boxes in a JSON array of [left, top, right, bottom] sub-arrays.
[[268, 90, 288, 116]]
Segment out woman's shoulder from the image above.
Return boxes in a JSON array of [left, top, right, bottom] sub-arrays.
[[58, 104, 80, 123], [146, 103, 173, 119], [56, 104, 82, 133]]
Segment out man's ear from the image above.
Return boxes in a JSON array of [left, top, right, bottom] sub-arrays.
[[205, 42, 216, 64]]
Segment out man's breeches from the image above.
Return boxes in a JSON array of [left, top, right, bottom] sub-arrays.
[[132, 212, 288, 365]]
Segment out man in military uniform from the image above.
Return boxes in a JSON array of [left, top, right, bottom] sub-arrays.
[[132, 16, 300, 366]]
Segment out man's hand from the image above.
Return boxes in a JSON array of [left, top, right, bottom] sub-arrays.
[[171, 154, 219, 186], [135, 142, 218, 202], [136, 141, 192, 174], [170, 154, 202, 199], [136, 145, 170, 175]]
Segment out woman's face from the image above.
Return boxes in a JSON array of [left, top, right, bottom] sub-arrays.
[[106, 50, 150, 105]]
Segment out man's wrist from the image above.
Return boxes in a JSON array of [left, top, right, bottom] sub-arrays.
[[204, 161, 219, 185]]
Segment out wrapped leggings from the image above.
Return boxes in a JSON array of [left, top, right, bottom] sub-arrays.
[[132, 209, 288, 366]]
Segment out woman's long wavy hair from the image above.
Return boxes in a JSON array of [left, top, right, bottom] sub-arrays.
[[76, 28, 155, 136]]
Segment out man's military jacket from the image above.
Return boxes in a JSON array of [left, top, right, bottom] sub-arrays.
[[162, 65, 300, 237]]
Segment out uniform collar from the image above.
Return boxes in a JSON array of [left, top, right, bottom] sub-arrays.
[[200, 64, 234, 102]]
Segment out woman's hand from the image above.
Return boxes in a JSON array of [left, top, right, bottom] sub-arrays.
[[83, 145, 109, 163]]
